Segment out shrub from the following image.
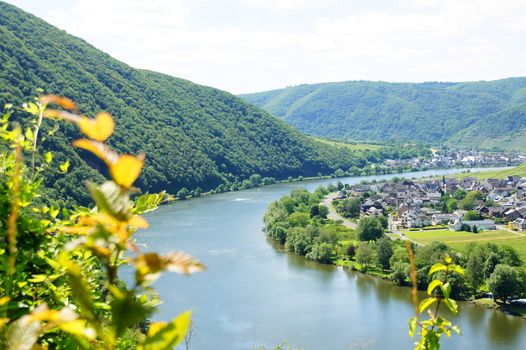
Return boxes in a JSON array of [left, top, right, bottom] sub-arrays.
[[0, 96, 203, 349]]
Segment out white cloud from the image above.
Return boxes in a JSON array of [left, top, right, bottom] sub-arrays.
[[240, 0, 326, 10], [8, 0, 526, 93]]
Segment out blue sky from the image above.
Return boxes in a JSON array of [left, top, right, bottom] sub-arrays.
[[5, 0, 526, 93]]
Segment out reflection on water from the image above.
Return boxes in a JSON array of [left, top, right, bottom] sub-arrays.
[[138, 167, 525, 350]]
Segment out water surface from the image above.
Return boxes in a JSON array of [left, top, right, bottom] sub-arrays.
[[137, 168, 526, 349]]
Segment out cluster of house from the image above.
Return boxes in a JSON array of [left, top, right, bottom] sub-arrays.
[[382, 149, 526, 170], [337, 174, 526, 232]]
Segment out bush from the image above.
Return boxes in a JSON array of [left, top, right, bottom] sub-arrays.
[[0, 96, 203, 349]]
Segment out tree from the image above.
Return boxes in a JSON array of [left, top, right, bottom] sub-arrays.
[[339, 197, 361, 219], [376, 237, 393, 269], [347, 244, 356, 258], [193, 187, 202, 197], [464, 210, 481, 221], [488, 264, 521, 301], [378, 215, 388, 229], [288, 212, 310, 227], [249, 173, 262, 187], [270, 225, 287, 245], [454, 189, 467, 200], [499, 245, 523, 266], [309, 204, 320, 218], [466, 249, 486, 290], [280, 196, 297, 214], [461, 223, 471, 232], [391, 262, 409, 285], [306, 243, 334, 263], [459, 197, 475, 210], [483, 252, 501, 279], [356, 241, 376, 268], [177, 187, 190, 199], [318, 205, 329, 219], [356, 217, 384, 241], [447, 199, 458, 213]]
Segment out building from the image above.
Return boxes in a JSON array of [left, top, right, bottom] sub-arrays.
[[513, 218, 526, 231], [448, 219, 496, 231], [431, 213, 457, 226]]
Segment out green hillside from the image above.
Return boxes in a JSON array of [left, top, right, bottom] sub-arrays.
[[0, 1, 364, 204], [241, 79, 526, 150]]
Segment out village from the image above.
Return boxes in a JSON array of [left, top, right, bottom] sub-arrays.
[[381, 148, 526, 170], [335, 174, 526, 233]]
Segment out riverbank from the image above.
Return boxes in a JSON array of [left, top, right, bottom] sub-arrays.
[[266, 174, 526, 319], [473, 298, 526, 318], [164, 165, 513, 204], [141, 167, 526, 349]]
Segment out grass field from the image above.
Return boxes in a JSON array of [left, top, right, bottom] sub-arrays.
[[313, 137, 383, 151], [402, 228, 526, 263], [451, 163, 526, 180]]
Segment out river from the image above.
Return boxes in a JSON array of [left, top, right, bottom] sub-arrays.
[[137, 167, 526, 350]]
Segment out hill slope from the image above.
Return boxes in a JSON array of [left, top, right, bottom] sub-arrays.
[[0, 1, 359, 204], [241, 79, 526, 149]]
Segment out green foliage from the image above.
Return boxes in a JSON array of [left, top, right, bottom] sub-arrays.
[[336, 197, 361, 219], [242, 78, 526, 149], [488, 264, 522, 301], [0, 2, 369, 205], [263, 188, 355, 263], [176, 187, 190, 200], [409, 254, 464, 350], [356, 241, 376, 267], [391, 262, 410, 286], [356, 216, 385, 241], [306, 243, 334, 264], [0, 98, 203, 349], [463, 210, 481, 221], [376, 237, 393, 269]]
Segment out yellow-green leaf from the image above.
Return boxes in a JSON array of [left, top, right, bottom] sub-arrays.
[[428, 263, 447, 275], [45, 151, 53, 163], [449, 264, 465, 276], [440, 282, 452, 299], [427, 279, 442, 296], [28, 275, 48, 283], [59, 160, 70, 173], [444, 298, 458, 314], [25, 127, 33, 140], [408, 316, 418, 338], [0, 296, 10, 306], [78, 112, 114, 142], [418, 297, 437, 314], [142, 311, 191, 350], [109, 154, 144, 189], [73, 139, 117, 165], [23, 102, 39, 115]]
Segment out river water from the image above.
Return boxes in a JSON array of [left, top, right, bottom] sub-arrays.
[[137, 167, 526, 350]]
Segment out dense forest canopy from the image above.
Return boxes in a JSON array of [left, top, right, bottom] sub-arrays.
[[241, 78, 526, 150], [0, 1, 368, 204]]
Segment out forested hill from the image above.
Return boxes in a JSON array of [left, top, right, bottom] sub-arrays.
[[240, 78, 526, 150], [0, 1, 360, 204]]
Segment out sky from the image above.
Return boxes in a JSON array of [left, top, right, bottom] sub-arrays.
[[5, 0, 526, 94]]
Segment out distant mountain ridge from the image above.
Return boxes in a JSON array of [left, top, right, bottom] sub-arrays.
[[0, 1, 358, 204], [240, 78, 526, 150]]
